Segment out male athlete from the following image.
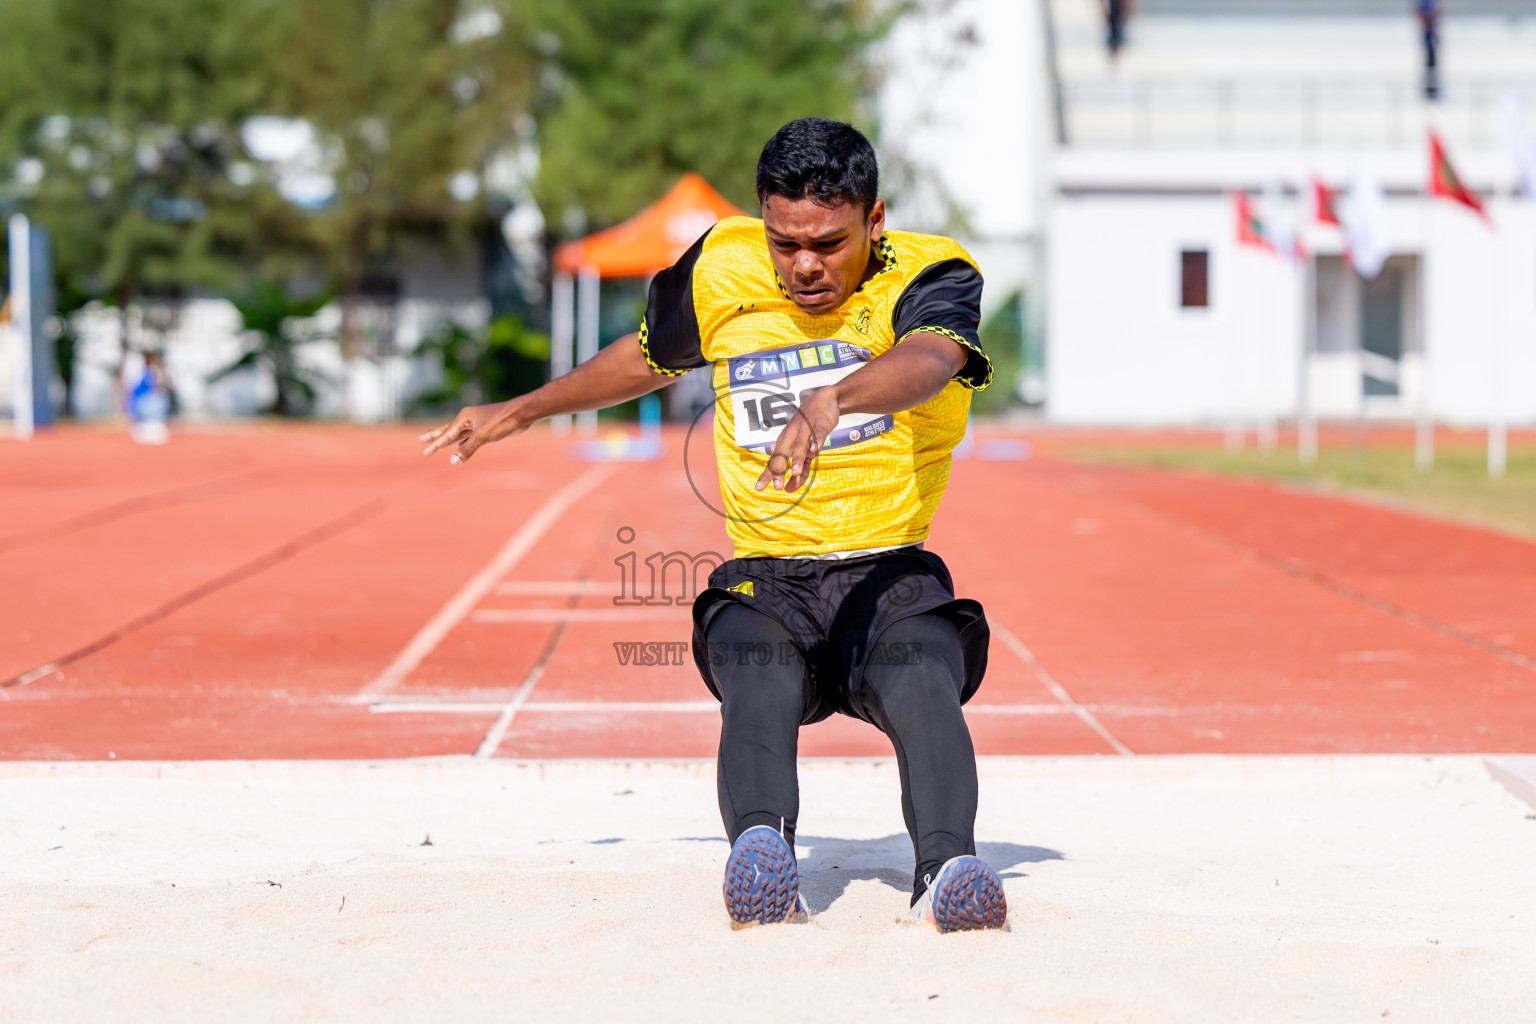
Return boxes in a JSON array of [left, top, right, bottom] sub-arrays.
[[421, 118, 1006, 933]]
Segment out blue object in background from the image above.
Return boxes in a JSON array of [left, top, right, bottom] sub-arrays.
[[7, 214, 55, 436], [639, 394, 661, 437], [128, 369, 170, 423]]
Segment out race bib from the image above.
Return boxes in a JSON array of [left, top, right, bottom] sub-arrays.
[[727, 340, 895, 453]]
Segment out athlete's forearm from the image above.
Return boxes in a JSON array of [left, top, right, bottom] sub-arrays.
[[831, 333, 967, 416], [421, 333, 674, 463], [504, 333, 672, 427]]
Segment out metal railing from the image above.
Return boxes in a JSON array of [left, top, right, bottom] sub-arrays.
[[1062, 78, 1536, 147]]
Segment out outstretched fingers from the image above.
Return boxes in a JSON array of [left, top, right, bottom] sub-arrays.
[[756, 419, 814, 493], [421, 416, 473, 458]]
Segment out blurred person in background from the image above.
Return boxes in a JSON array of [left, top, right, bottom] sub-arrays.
[[127, 350, 172, 445], [1419, 0, 1440, 100], [422, 118, 1008, 934], [1106, 0, 1132, 59]]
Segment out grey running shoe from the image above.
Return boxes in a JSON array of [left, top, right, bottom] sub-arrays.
[[722, 825, 810, 929], [907, 855, 1008, 933]]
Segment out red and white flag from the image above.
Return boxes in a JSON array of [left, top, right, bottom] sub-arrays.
[[1311, 178, 1343, 228], [1339, 168, 1390, 279], [1234, 191, 1275, 253], [1234, 190, 1304, 261], [1265, 185, 1306, 263], [1429, 131, 1489, 222]]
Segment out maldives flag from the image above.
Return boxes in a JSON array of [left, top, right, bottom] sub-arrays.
[[1311, 178, 1343, 227], [1234, 192, 1274, 252], [1428, 131, 1488, 220]]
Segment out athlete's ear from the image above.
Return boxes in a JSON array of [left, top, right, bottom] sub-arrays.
[[867, 198, 885, 242]]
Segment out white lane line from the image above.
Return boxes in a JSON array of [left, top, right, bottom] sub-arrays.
[[965, 704, 1074, 715], [370, 701, 508, 714], [493, 580, 617, 596], [473, 658, 550, 759], [368, 700, 1070, 715], [372, 699, 720, 715], [991, 622, 1134, 756], [470, 608, 689, 623], [519, 700, 719, 712], [357, 463, 618, 697]]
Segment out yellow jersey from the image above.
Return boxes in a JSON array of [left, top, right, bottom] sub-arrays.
[[640, 215, 990, 558]]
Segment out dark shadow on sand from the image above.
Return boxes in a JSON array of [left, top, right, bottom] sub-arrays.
[[794, 834, 1063, 915]]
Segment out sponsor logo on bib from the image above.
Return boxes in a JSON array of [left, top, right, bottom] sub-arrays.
[[726, 340, 894, 453]]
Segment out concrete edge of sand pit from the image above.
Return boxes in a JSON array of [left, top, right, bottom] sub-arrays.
[[1484, 755, 1536, 811], [0, 753, 1525, 789]]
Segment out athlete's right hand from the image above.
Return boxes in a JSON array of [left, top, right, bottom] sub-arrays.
[[420, 402, 525, 464]]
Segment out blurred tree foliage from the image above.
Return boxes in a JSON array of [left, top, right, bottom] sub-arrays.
[[211, 281, 334, 416], [970, 289, 1025, 416], [411, 314, 550, 412], [0, 0, 903, 413], [530, 0, 898, 225], [0, 0, 285, 305], [0, 1, 536, 345], [253, 0, 536, 357]]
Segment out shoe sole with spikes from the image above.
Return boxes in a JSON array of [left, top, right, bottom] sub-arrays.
[[723, 825, 807, 929], [926, 855, 1008, 933]]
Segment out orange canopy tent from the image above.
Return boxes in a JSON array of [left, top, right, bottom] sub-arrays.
[[550, 174, 747, 432], [553, 173, 748, 278]]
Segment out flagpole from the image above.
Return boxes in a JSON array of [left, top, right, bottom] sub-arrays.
[[1416, 212, 1433, 472], [1299, 248, 1317, 464], [1416, 171, 1435, 473], [1227, 193, 1242, 453], [1228, 244, 1245, 454], [1488, 180, 1508, 478], [1420, 126, 1489, 474]]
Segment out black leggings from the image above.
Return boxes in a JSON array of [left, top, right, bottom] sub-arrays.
[[707, 602, 979, 899]]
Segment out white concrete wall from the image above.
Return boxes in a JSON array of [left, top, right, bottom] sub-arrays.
[[1047, 195, 1303, 423], [1050, 144, 1536, 423], [1046, 187, 1536, 425], [1424, 198, 1536, 426], [1041, 0, 1536, 423], [876, 0, 1053, 316]]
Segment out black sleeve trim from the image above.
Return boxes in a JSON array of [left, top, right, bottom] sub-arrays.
[[891, 258, 992, 391], [640, 228, 711, 376]]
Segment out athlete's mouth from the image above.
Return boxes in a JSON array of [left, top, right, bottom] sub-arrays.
[[793, 286, 833, 304]]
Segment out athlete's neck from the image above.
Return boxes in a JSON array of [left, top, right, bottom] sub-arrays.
[[856, 239, 886, 291]]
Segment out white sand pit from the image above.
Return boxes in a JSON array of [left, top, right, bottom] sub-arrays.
[[2, 755, 1534, 1022]]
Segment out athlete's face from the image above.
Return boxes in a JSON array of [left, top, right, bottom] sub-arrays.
[[761, 195, 886, 316]]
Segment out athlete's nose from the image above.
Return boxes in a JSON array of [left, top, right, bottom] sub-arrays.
[[792, 250, 823, 281]]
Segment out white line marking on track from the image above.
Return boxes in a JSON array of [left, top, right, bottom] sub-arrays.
[[493, 580, 617, 596], [367, 699, 1070, 716], [372, 699, 721, 714], [518, 700, 719, 712], [470, 608, 689, 623], [473, 659, 549, 759], [991, 622, 1135, 755], [369, 701, 508, 714], [965, 704, 1075, 715], [357, 463, 618, 697]]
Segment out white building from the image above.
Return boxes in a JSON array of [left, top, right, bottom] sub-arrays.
[[1042, 0, 1536, 426], [877, 0, 1054, 322]]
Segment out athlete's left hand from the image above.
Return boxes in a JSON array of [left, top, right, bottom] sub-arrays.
[[756, 386, 840, 493]]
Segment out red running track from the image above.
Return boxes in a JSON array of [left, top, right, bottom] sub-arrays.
[[2, 423, 1534, 759]]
